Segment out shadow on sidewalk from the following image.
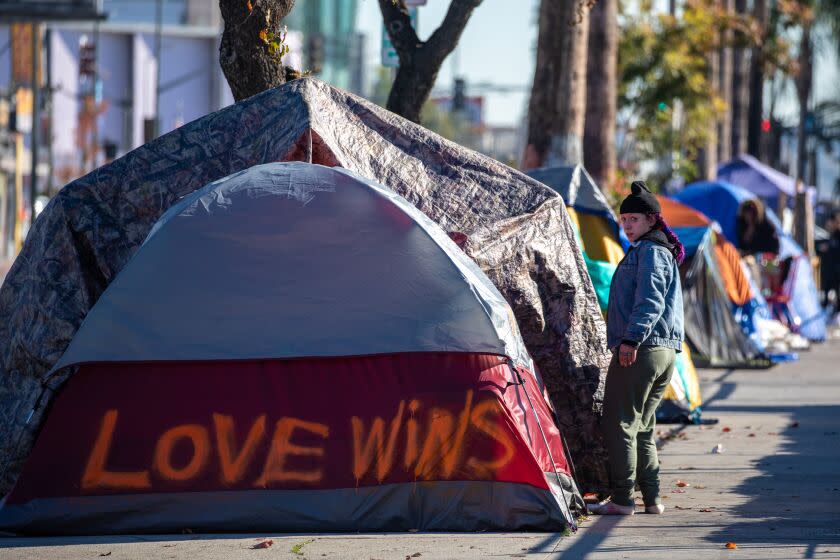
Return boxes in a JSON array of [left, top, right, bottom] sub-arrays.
[[702, 403, 840, 557]]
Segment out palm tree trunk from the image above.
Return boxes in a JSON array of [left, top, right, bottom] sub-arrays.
[[698, 31, 720, 180], [718, 0, 734, 162], [747, 0, 768, 157], [523, 0, 590, 169], [795, 21, 812, 182], [731, 0, 749, 155], [583, 0, 617, 187]]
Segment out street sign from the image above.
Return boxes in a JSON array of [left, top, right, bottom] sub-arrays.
[[381, 7, 418, 68]]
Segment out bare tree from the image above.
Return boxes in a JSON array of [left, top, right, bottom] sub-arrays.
[[523, 0, 591, 169], [583, 0, 618, 188], [379, 0, 483, 123], [219, 0, 297, 102]]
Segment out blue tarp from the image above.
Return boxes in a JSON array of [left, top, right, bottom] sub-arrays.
[[675, 181, 826, 341], [671, 225, 710, 259]]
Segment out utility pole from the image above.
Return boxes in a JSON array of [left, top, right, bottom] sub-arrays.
[[30, 23, 41, 226], [45, 26, 54, 195], [154, 0, 165, 139], [92, 20, 100, 168]]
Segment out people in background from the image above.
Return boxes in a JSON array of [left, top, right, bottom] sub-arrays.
[[736, 199, 780, 256], [817, 212, 840, 311]]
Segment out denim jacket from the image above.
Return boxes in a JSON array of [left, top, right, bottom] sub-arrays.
[[606, 232, 684, 351]]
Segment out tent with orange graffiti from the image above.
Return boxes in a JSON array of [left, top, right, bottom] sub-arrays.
[[0, 162, 584, 534]]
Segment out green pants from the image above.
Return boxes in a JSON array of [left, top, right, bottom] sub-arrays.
[[602, 346, 676, 507]]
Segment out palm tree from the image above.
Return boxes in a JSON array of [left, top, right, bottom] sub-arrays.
[[731, 0, 749, 155], [523, 0, 591, 169], [583, 0, 618, 188], [795, 0, 840, 181], [718, 0, 734, 162]]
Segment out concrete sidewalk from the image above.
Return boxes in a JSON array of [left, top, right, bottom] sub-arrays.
[[2, 343, 839, 559]]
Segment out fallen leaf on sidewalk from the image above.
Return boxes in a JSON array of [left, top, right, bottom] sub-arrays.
[[251, 540, 273, 549], [748, 433, 756, 437], [722, 427, 731, 432], [99, 553, 111, 557], [674, 505, 691, 510], [671, 489, 686, 493], [725, 542, 738, 549], [694, 485, 707, 489], [676, 480, 691, 487], [699, 508, 715, 512]]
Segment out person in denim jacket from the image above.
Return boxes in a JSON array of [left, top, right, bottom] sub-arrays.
[[589, 181, 685, 516]]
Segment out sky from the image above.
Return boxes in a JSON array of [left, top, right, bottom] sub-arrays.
[[355, 0, 839, 130]]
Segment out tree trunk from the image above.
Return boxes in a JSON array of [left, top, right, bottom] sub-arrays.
[[795, 21, 812, 182], [583, 0, 618, 188], [523, 0, 591, 169], [747, 0, 768, 158], [698, 26, 720, 180], [731, 0, 749, 156], [718, 0, 733, 162], [219, 0, 296, 102], [379, 0, 483, 124]]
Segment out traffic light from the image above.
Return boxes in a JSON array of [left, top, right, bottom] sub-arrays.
[[761, 118, 771, 133], [453, 78, 466, 112], [307, 33, 324, 74]]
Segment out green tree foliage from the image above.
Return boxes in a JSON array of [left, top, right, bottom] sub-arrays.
[[618, 0, 734, 186]]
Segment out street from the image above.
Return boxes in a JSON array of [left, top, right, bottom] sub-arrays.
[[1, 337, 838, 559]]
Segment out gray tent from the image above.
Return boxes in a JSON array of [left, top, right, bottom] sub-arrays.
[[0, 78, 609, 496], [527, 165, 617, 221]]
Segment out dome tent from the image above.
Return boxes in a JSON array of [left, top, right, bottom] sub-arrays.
[[0, 78, 608, 505], [675, 181, 826, 342], [0, 163, 583, 534], [658, 195, 766, 368]]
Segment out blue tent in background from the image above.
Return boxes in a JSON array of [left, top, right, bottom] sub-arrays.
[[675, 181, 826, 341], [717, 154, 817, 211]]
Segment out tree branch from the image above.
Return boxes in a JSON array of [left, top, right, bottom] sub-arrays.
[[378, 0, 422, 63], [426, 0, 483, 65]]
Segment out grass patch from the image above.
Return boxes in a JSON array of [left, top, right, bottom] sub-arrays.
[[291, 538, 315, 555]]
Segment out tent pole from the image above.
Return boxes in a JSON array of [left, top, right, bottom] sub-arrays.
[[508, 361, 579, 531]]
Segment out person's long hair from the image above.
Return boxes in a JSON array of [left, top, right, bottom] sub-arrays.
[[651, 213, 686, 265]]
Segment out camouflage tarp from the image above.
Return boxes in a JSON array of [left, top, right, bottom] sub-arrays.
[[0, 78, 609, 495]]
